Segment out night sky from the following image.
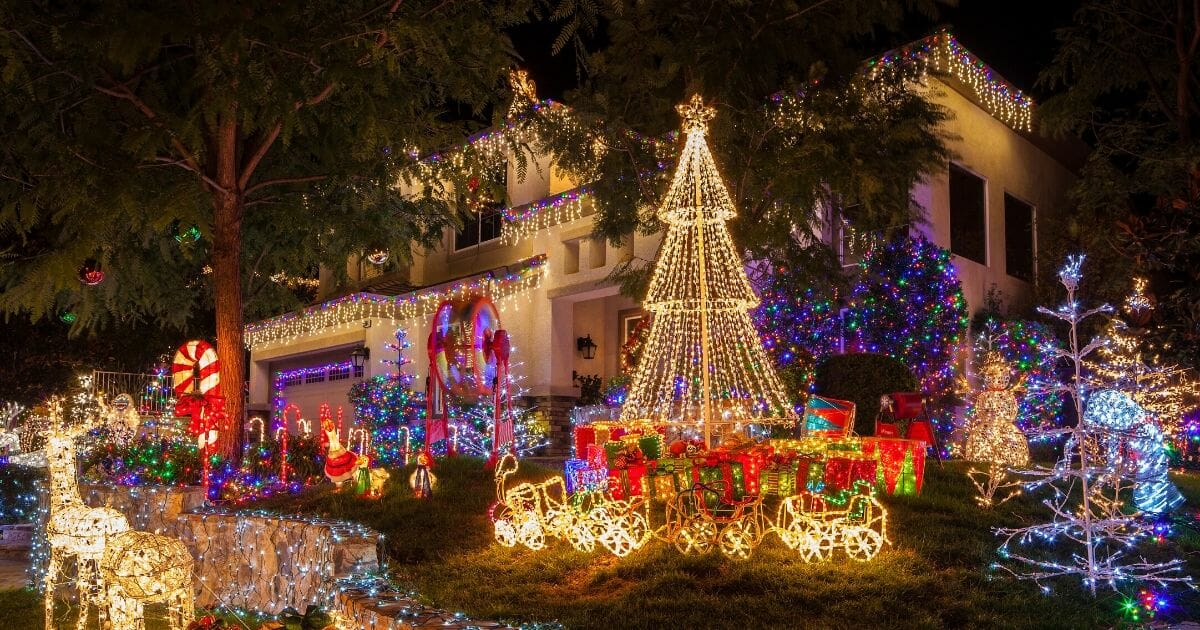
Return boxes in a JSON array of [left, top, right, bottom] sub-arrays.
[[510, 1, 1083, 103]]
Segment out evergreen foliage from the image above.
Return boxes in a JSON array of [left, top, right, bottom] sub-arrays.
[[530, 0, 952, 295], [813, 353, 919, 436], [0, 1, 542, 455], [1037, 0, 1200, 369]]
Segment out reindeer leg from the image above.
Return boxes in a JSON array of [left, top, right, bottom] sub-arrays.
[[44, 548, 61, 630], [75, 558, 93, 630]]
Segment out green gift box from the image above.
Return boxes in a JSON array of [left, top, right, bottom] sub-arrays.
[[604, 440, 625, 464], [656, 457, 696, 494], [763, 461, 799, 497], [637, 434, 663, 460]]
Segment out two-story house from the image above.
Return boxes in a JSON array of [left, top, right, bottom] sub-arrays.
[[243, 32, 1084, 454]]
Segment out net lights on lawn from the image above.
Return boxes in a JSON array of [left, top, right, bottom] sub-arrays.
[[993, 256, 1191, 595], [618, 95, 796, 446]]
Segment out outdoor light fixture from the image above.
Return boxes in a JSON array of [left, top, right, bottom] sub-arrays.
[[576, 335, 597, 360], [350, 345, 370, 370]]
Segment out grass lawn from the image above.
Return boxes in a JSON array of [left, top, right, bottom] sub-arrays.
[[246, 457, 1200, 629], [0, 589, 265, 629]]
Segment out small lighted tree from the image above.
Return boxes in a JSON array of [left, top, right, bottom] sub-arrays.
[[994, 256, 1190, 595], [1087, 277, 1198, 438], [452, 366, 549, 458]]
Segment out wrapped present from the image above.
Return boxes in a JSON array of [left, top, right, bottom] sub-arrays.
[[564, 458, 607, 494], [607, 461, 648, 500], [646, 467, 679, 502], [604, 440, 625, 464], [638, 434, 664, 461], [584, 443, 607, 469], [862, 437, 926, 495], [691, 456, 745, 503], [573, 426, 596, 458], [762, 458, 800, 496], [796, 456, 825, 493], [656, 456, 697, 493], [824, 456, 877, 493]]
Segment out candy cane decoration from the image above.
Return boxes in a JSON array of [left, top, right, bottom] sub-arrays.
[[281, 404, 301, 485], [172, 339, 224, 498], [248, 416, 265, 443], [172, 340, 221, 397]]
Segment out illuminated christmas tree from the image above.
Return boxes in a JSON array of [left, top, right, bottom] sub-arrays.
[[994, 256, 1189, 595], [1087, 277, 1197, 438], [619, 95, 796, 446]]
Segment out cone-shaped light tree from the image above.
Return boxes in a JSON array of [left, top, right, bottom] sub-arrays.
[[619, 96, 796, 447]]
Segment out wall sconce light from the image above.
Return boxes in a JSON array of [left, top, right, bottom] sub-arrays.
[[576, 334, 597, 360], [350, 345, 371, 370]]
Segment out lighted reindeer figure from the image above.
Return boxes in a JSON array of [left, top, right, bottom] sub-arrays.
[[99, 529, 194, 630], [42, 400, 131, 630]]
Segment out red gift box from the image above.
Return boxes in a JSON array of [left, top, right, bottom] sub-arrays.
[[607, 461, 648, 500], [574, 426, 596, 458]]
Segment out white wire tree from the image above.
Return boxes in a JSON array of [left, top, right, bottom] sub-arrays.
[[994, 256, 1191, 595], [452, 364, 549, 458]]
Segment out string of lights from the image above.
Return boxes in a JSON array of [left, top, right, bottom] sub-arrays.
[[619, 95, 796, 442], [244, 255, 546, 349]]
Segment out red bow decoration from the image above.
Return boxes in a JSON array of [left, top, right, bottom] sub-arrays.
[[175, 394, 225, 440]]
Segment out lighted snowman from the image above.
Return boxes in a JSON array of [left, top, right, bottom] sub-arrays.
[[964, 352, 1030, 467]]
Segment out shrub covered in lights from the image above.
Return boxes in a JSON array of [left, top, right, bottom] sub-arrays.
[[846, 235, 968, 429], [0, 464, 42, 524], [82, 436, 204, 486], [349, 373, 425, 466], [754, 280, 842, 398]]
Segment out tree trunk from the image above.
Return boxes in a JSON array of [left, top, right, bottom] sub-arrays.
[[211, 110, 244, 462], [212, 191, 245, 461]]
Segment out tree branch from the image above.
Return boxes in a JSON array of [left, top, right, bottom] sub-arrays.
[[92, 78, 218, 192], [245, 175, 328, 196]]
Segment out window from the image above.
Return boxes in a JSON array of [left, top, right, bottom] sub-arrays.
[[1004, 193, 1035, 281], [454, 206, 504, 250], [328, 364, 352, 381], [948, 164, 987, 265], [454, 164, 507, 250], [304, 370, 325, 385]]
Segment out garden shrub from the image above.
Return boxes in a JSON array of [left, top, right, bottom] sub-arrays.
[[813, 353, 919, 436]]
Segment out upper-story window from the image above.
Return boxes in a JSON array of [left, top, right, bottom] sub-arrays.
[[454, 163, 507, 251], [455, 206, 504, 250], [948, 163, 987, 265], [1003, 193, 1035, 282]]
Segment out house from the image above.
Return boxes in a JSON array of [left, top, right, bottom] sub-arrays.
[[243, 32, 1083, 454]]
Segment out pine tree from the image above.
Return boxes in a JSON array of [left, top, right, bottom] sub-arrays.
[[0, 2, 539, 457], [619, 96, 795, 447]]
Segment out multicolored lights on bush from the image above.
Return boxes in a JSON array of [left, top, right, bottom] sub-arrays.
[[846, 236, 968, 421], [974, 317, 1063, 432], [754, 280, 841, 396]]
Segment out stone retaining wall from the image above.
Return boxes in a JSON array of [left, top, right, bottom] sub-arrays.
[[74, 485, 381, 615], [178, 511, 380, 614]]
